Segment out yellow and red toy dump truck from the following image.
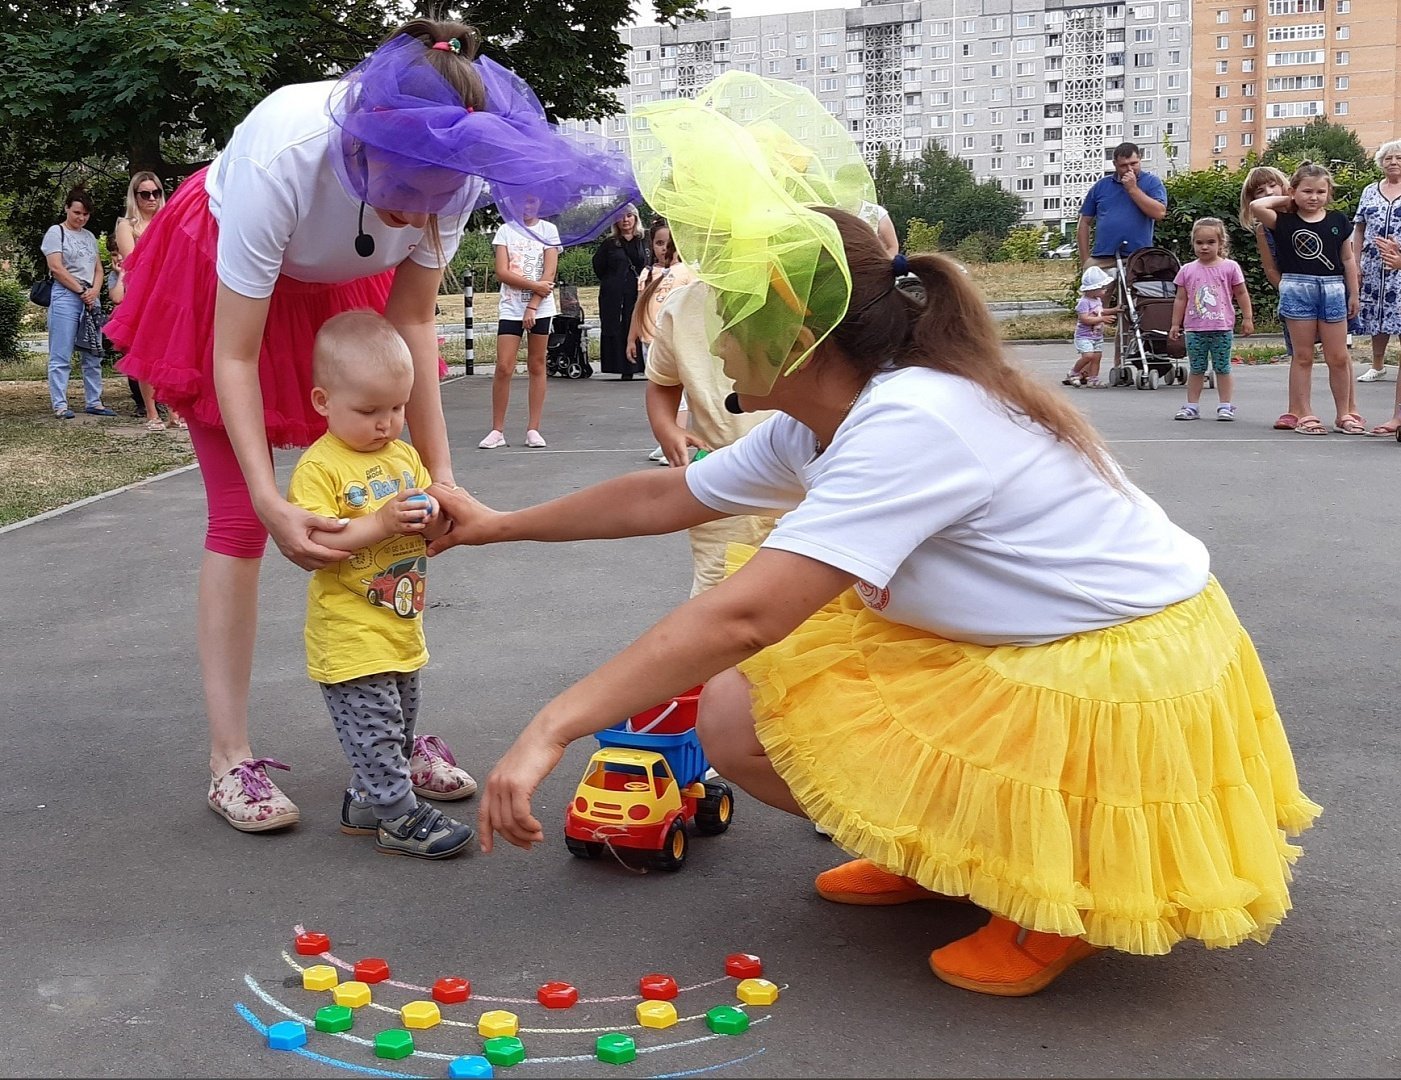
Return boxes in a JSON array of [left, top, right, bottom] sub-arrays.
[[564, 685, 735, 870]]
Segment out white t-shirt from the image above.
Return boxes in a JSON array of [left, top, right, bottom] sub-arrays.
[[685, 366, 1210, 646], [492, 220, 561, 320], [857, 201, 891, 232], [205, 81, 480, 299]]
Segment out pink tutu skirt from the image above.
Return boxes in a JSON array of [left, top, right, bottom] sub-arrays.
[[106, 167, 394, 448]]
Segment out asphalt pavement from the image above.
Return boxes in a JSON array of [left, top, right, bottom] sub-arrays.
[[1, 345, 1397, 1078]]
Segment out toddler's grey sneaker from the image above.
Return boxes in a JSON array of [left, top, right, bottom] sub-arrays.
[[340, 788, 378, 836], [376, 803, 476, 860]]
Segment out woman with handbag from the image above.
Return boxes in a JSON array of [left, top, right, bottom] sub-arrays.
[[40, 187, 114, 419]]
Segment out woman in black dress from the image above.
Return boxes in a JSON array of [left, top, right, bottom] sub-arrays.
[[592, 204, 646, 378]]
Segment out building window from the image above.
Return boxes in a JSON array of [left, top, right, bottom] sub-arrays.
[[990, 156, 1003, 170], [1242, 7, 1255, 20], [1043, 197, 1062, 211], [1216, 8, 1230, 21], [1018, 154, 1037, 168], [961, 18, 976, 34], [1335, 100, 1349, 115], [766, 60, 781, 74], [961, 135, 976, 150], [1242, 132, 1254, 146], [794, 56, 809, 71], [1335, 25, 1349, 39], [1215, 85, 1229, 98], [990, 109, 1004, 124], [931, 90, 951, 105], [1336, 0, 1350, 10], [636, 71, 653, 85], [991, 64, 1006, 78], [1215, 60, 1229, 74], [1017, 61, 1037, 76], [961, 66, 975, 80], [1016, 108, 1034, 123], [1241, 106, 1255, 120], [991, 40, 1005, 56], [1166, 73, 1182, 88], [819, 31, 837, 47], [931, 20, 952, 35], [1215, 134, 1228, 152], [1168, 49, 1182, 64], [1135, 28, 1155, 42], [1016, 38, 1037, 54], [1266, 24, 1324, 41], [961, 42, 973, 57], [930, 45, 951, 60], [1243, 58, 1254, 72], [1016, 131, 1035, 145], [1335, 75, 1348, 89], [793, 33, 807, 49], [1167, 97, 1181, 113], [1335, 50, 1349, 64], [1216, 108, 1228, 122], [819, 77, 838, 92], [763, 35, 779, 51], [823, 100, 840, 114], [1017, 14, 1036, 28], [1015, 177, 1034, 191], [820, 55, 838, 71], [1133, 52, 1155, 66], [1242, 83, 1255, 96]]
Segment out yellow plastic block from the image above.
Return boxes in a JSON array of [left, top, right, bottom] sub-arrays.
[[302, 965, 340, 992], [477, 1010, 519, 1038], [635, 1000, 679, 1029], [736, 978, 780, 1006], [333, 981, 372, 1009], [401, 1000, 442, 1030]]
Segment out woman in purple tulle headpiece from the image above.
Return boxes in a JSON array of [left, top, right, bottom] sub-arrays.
[[104, 17, 637, 841]]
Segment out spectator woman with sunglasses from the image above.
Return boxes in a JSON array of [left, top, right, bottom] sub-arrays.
[[105, 18, 635, 835], [111, 172, 185, 431]]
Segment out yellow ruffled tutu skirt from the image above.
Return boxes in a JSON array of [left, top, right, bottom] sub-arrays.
[[734, 552, 1321, 957]]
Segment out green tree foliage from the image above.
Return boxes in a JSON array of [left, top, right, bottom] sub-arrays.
[[0, 0, 702, 278], [1261, 118, 1373, 172], [0, 279, 25, 362], [904, 218, 944, 253], [998, 226, 1045, 263], [1158, 153, 1377, 320], [879, 144, 1024, 253]]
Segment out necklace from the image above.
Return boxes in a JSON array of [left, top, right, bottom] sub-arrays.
[[814, 384, 866, 456]]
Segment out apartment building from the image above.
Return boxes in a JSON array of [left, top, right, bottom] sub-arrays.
[[581, 2, 1196, 233], [1191, 0, 1400, 169]]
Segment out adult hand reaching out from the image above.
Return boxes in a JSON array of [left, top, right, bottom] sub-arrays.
[[476, 725, 569, 852], [425, 482, 503, 555]]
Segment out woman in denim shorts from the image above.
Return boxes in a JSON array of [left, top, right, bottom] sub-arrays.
[[1250, 163, 1362, 435]]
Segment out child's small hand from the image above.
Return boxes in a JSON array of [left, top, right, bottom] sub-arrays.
[[379, 490, 434, 535], [1240, 317, 1254, 337], [1168, 325, 1181, 341]]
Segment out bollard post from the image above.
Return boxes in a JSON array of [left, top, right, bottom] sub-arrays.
[[463, 265, 475, 375]]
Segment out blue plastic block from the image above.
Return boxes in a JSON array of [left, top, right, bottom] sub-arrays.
[[448, 1055, 496, 1078], [267, 1020, 308, 1050]]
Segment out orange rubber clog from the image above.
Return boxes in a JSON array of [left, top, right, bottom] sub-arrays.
[[929, 916, 1101, 997], [815, 858, 965, 906]]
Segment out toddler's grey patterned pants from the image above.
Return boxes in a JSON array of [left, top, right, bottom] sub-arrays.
[[319, 671, 421, 821]]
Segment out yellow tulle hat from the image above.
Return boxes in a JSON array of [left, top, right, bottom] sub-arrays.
[[629, 72, 877, 392]]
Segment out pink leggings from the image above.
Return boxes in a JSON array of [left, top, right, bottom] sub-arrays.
[[187, 419, 274, 559]]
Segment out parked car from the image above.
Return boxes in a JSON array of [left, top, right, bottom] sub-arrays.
[[1043, 242, 1077, 260]]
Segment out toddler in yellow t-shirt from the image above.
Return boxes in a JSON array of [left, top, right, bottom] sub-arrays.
[[286, 311, 475, 861]]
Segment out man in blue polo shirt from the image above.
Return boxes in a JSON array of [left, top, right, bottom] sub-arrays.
[[1076, 142, 1168, 270]]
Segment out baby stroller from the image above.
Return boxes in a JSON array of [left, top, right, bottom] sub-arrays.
[[1107, 246, 1191, 390], [546, 283, 593, 379]]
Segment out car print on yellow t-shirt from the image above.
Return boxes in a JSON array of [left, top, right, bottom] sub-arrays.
[[361, 554, 427, 619]]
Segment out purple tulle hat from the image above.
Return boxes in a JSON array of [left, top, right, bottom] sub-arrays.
[[329, 34, 639, 244]]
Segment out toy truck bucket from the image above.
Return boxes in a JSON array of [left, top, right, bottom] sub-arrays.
[[595, 686, 709, 788]]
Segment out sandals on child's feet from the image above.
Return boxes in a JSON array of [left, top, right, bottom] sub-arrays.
[[1333, 413, 1367, 435], [1294, 415, 1328, 435]]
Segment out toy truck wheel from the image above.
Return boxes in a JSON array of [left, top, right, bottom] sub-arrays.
[[565, 836, 603, 860], [694, 781, 734, 836], [654, 819, 689, 871]]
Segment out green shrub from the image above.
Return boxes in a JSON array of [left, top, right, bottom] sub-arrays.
[[998, 226, 1044, 263], [953, 233, 997, 263], [0, 279, 25, 362], [905, 217, 944, 253], [556, 245, 597, 287]]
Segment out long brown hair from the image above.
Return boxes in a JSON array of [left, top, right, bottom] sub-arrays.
[[813, 207, 1121, 486]]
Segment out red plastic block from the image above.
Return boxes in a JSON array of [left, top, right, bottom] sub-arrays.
[[639, 973, 679, 1000], [537, 981, 579, 1009], [354, 958, 392, 984], [433, 977, 471, 1004], [724, 953, 763, 979], [295, 931, 330, 956]]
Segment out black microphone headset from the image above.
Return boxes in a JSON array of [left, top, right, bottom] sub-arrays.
[[355, 202, 375, 258]]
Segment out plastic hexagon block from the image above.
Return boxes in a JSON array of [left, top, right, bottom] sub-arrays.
[[724, 953, 763, 979], [314, 1004, 355, 1033], [301, 964, 339, 992], [401, 1000, 442, 1029], [735, 977, 780, 1006], [482, 1036, 526, 1067], [448, 1055, 495, 1078], [374, 1028, 415, 1060], [333, 981, 372, 1009], [595, 1032, 637, 1065], [705, 1005, 750, 1035], [536, 981, 579, 1009], [635, 1000, 678, 1029], [477, 1010, 519, 1038], [354, 957, 392, 983], [638, 973, 679, 1000], [433, 976, 472, 1004], [294, 931, 330, 955], [267, 1020, 308, 1050]]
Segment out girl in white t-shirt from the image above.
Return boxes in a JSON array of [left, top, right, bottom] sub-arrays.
[[479, 197, 561, 449], [430, 207, 1319, 1000], [104, 19, 635, 835]]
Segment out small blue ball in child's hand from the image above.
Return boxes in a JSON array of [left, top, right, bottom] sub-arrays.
[[406, 494, 430, 505]]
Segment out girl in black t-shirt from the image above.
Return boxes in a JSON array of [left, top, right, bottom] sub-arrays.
[[1251, 163, 1362, 434]]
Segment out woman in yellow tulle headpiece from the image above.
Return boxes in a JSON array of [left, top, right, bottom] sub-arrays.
[[428, 74, 1319, 1001], [627, 72, 876, 395]]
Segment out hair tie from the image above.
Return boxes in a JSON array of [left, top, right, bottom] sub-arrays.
[[892, 253, 908, 276], [432, 39, 461, 53]]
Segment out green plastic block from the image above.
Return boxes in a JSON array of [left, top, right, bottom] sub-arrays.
[[374, 1028, 415, 1060], [314, 1004, 354, 1033], [705, 1005, 750, 1035], [595, 1032, 637, 1065], [482, 1036, 526, 1067]]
